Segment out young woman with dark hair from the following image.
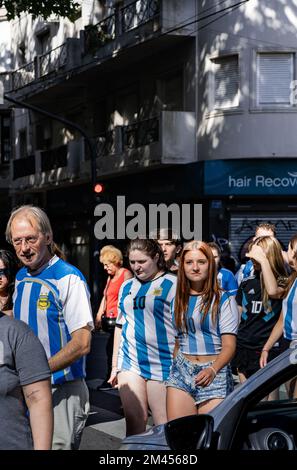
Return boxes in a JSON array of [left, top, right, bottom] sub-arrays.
[[166, 241, 239, 420], [0, 249, 19, 316], [108, 239, 177, 436]]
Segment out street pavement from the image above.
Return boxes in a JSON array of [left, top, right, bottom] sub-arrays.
[[80, 330, 126, 450], [80, 379, 125, 450], [80, 329, 153, 450]]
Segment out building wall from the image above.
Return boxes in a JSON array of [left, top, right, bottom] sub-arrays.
[[198, 0, 297, 161]]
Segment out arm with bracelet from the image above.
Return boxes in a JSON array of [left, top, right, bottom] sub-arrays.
[[260, 312, 284, 368]]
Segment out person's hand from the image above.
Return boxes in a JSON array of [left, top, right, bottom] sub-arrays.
[[260, 349, 269, 368], [108, 368, 118, 388], [246, 245, 267, 264], [194, 366, 217, 388], [95, 313, 102, 329]]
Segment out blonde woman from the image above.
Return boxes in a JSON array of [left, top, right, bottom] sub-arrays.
[[95, 245, 132, 390], [95, 245, 132, 328], [234, 236, 288, 383], [166, 241, 239, 421]]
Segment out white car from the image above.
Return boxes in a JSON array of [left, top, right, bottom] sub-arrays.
[[121, 346, 297, 450]]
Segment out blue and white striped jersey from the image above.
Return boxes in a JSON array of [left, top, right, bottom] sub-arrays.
[[13, 255, 94, 385], [116, 272, 177, 381], [217, 268, 238, 295], [174, 292, 239, 355], [235, 260, 254, 285], [282, 278, 297, 341]]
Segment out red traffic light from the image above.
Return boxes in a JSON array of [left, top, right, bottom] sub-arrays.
[[94, 183, 105, 194]]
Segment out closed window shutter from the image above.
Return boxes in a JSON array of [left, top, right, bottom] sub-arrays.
[[257, 53, 293, 105], [212, 55, 239, 109]]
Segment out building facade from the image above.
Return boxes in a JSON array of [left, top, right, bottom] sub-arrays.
[[2, 0, 297, 303]]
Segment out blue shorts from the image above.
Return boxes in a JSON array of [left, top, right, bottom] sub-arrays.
[[166, 351, 234, 405]]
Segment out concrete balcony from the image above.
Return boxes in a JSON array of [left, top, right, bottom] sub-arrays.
[[11, 137, 90, 191], [96, 111, 196, 176], [9, 0, 195, 101], [9, 38, 81, 96]]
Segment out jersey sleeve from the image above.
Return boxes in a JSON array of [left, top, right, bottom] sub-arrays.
[[62, 275, 94, 333], [226, 271, 238, 295], [219, 294, 240, 335]]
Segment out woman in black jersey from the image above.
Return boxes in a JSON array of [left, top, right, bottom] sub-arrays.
[[233, 236, 288, 382]]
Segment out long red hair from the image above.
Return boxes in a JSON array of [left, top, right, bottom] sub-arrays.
[[174, 241, 221, 332]]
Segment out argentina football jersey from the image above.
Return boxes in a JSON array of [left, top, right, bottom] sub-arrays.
[[282, 278, 297, 341], [13, 255, 93, 385], [174, 292, 239, 356], [116, 272, 177, 381]]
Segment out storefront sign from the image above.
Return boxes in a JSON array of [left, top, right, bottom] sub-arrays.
[[204, 159, 297, 195]]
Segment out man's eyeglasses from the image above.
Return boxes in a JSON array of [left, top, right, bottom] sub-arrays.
[[12, 235, 40, 247]]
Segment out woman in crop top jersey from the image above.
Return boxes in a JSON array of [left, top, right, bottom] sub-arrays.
[[166, 241, 239, 420]]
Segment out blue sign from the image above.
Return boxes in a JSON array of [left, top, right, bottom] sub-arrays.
[[204, 159, 297, 195]]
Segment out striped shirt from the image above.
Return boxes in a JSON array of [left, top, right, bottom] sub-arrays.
[[174, 292, 239, 355], [13, 255, 94, 385], [282, 278, 297, 341], [116, 272, 176, 381], [217, 268, 238, 295]]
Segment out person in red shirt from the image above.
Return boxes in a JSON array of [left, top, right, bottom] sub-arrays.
[[95, 245, 132, 389]]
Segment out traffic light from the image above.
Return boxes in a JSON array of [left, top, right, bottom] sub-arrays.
[[93, 182, 106, 203]]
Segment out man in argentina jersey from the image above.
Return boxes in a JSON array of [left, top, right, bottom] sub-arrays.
[[6, 206, 94, 450], [116, 272, 176, 381]]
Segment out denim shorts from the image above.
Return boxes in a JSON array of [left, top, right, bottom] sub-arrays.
[[166, 351, 234, 405]]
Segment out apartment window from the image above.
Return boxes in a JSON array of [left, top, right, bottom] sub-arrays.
[[211, 55, 239, 109], [257, 53, 294, 106]]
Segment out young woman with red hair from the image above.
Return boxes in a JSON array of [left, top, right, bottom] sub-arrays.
[[166, 241, 239, 420]]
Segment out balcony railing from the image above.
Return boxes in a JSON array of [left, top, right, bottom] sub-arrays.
[[121, 0, 160, 33], [13, 155, 35, 179], [11, 61, 35, 89], [39, 43, 67, 77], [84, 14, 116, 55], [95, 117, 159, 157], [41, 144, 67, 172], [123, 117, 159, 149], [95, 130, 116, 157]]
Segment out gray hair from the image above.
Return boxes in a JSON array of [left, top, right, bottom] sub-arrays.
[[6, 205, 54, 252]]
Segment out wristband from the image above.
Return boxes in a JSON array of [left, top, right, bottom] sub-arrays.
[[208, 366, 217, 377]]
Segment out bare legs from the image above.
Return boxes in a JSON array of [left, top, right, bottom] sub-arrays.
[[166, 386, 222, 421], [117, 371, 167, 437]]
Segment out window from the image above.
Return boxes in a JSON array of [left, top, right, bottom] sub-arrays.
[[211, 55, 239, 110], [257, 53, 294, 106]]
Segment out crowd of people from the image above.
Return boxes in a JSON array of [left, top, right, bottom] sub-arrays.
[[1, 206, 297, 449]]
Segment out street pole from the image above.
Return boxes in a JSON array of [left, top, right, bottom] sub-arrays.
[[3, 91, 100, 310]]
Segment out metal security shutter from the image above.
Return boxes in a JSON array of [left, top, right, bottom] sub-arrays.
[[257, 53, 293, 105], [212, 55, 239, 109], [229, 213, 297, 262]]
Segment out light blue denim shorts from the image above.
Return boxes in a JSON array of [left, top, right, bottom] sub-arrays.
[[166, 351, 234, 405]]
